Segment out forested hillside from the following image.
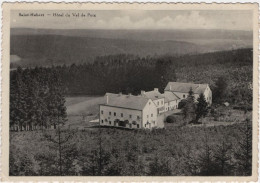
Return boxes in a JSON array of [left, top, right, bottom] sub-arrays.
[[10, 35, 201, 67], [10, 48, 252, 105]]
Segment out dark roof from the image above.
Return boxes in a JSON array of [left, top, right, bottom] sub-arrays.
[[140, 90, 164, 100], [164, 82, 208, 94], [102, 93, 149, 110], [163, 92, 180, 102]]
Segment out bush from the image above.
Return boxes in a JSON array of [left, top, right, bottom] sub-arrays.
[[178, 99, 187, 109], [166, 115, 177, 123], [233, 105, 252, 111]]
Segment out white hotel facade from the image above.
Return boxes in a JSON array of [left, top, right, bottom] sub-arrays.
[[99, 93, 161, 129]]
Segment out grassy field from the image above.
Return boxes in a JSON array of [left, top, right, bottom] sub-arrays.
[[65, 96, 104, 129], [66, 96, 105, 116]]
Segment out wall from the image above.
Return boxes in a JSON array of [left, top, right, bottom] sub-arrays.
[[164, 91, 181, 110], [153, 98, 165, 113], [169, 100, 180, 110], [203, 85, 212, 105], [99, 105, 142, 129], [164, 102, 169, 111], [142, 99, 158, 129]]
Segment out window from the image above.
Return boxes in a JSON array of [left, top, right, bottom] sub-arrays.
[[114, 112, 116, 116], [151, 114, 153, 117], [121, 113, 123, 117], [161, 101, 163, 105], [101, 110, 103, 114], [145, 124, 146, 127], [109, 112, 111, 115], [129, 114, 132, 118], [183, 95, 185, 98], [137, 124, 139, 128], [101, 120, 104, 123], [137, 116, 140, 120], [149, 102, 151, 105], [109, 121, 111, 125]]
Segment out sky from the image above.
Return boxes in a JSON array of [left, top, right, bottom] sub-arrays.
[[11, 10, 253, 31]]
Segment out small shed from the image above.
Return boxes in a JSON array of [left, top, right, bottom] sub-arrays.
[[223, 102, 230, 107]]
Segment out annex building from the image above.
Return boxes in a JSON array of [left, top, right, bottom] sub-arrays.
[[164, 82, 212, 105]]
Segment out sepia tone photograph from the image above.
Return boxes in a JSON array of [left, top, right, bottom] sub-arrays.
[[1, 2, 259, 182]]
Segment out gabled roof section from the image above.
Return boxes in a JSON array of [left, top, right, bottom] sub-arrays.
[[140, 90, 164, 100], [103, 93, 149, 110], [164, 82, 208, 94], [163, 92, 180, 102]]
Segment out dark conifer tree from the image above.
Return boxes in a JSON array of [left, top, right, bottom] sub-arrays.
[[197, 133, 216, 175], [182, 88, 196, 124], [47, 70, 67, 129], [213, 76, 228, 104], [235, 118, 252, 176], [195, 93, 208, 123], [10, 67, 28, 131], [213, 141, 233, 175]]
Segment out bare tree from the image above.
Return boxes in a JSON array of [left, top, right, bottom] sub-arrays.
[[44, 125, 75, 175]]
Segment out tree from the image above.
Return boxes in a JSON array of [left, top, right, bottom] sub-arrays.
[[213, 76, 228, 103], [213, 141, 234, 175], [197, 132, 217, 175], [155, 59, 176, 92], [195, 93, 208, 123], [10, 67, 28, 131], [47, 71, 67, 129], [182, 88, 196, 123], [148, 153, 172, 176], [235, 118, 252, 175], [44, 127, 76, 175], [82, 127, 110, 176]]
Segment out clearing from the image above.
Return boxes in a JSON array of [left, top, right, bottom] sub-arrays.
[[65, 96, 105, 129]]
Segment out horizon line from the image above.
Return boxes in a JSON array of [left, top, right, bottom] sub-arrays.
[[11, 27, 253, 32]]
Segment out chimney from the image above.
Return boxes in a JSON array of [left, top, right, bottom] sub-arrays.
[[106, 95, 109, 104], [154, 88, 158, 92], [141, 90, 146, 95], [128, 93, 132, 96]]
